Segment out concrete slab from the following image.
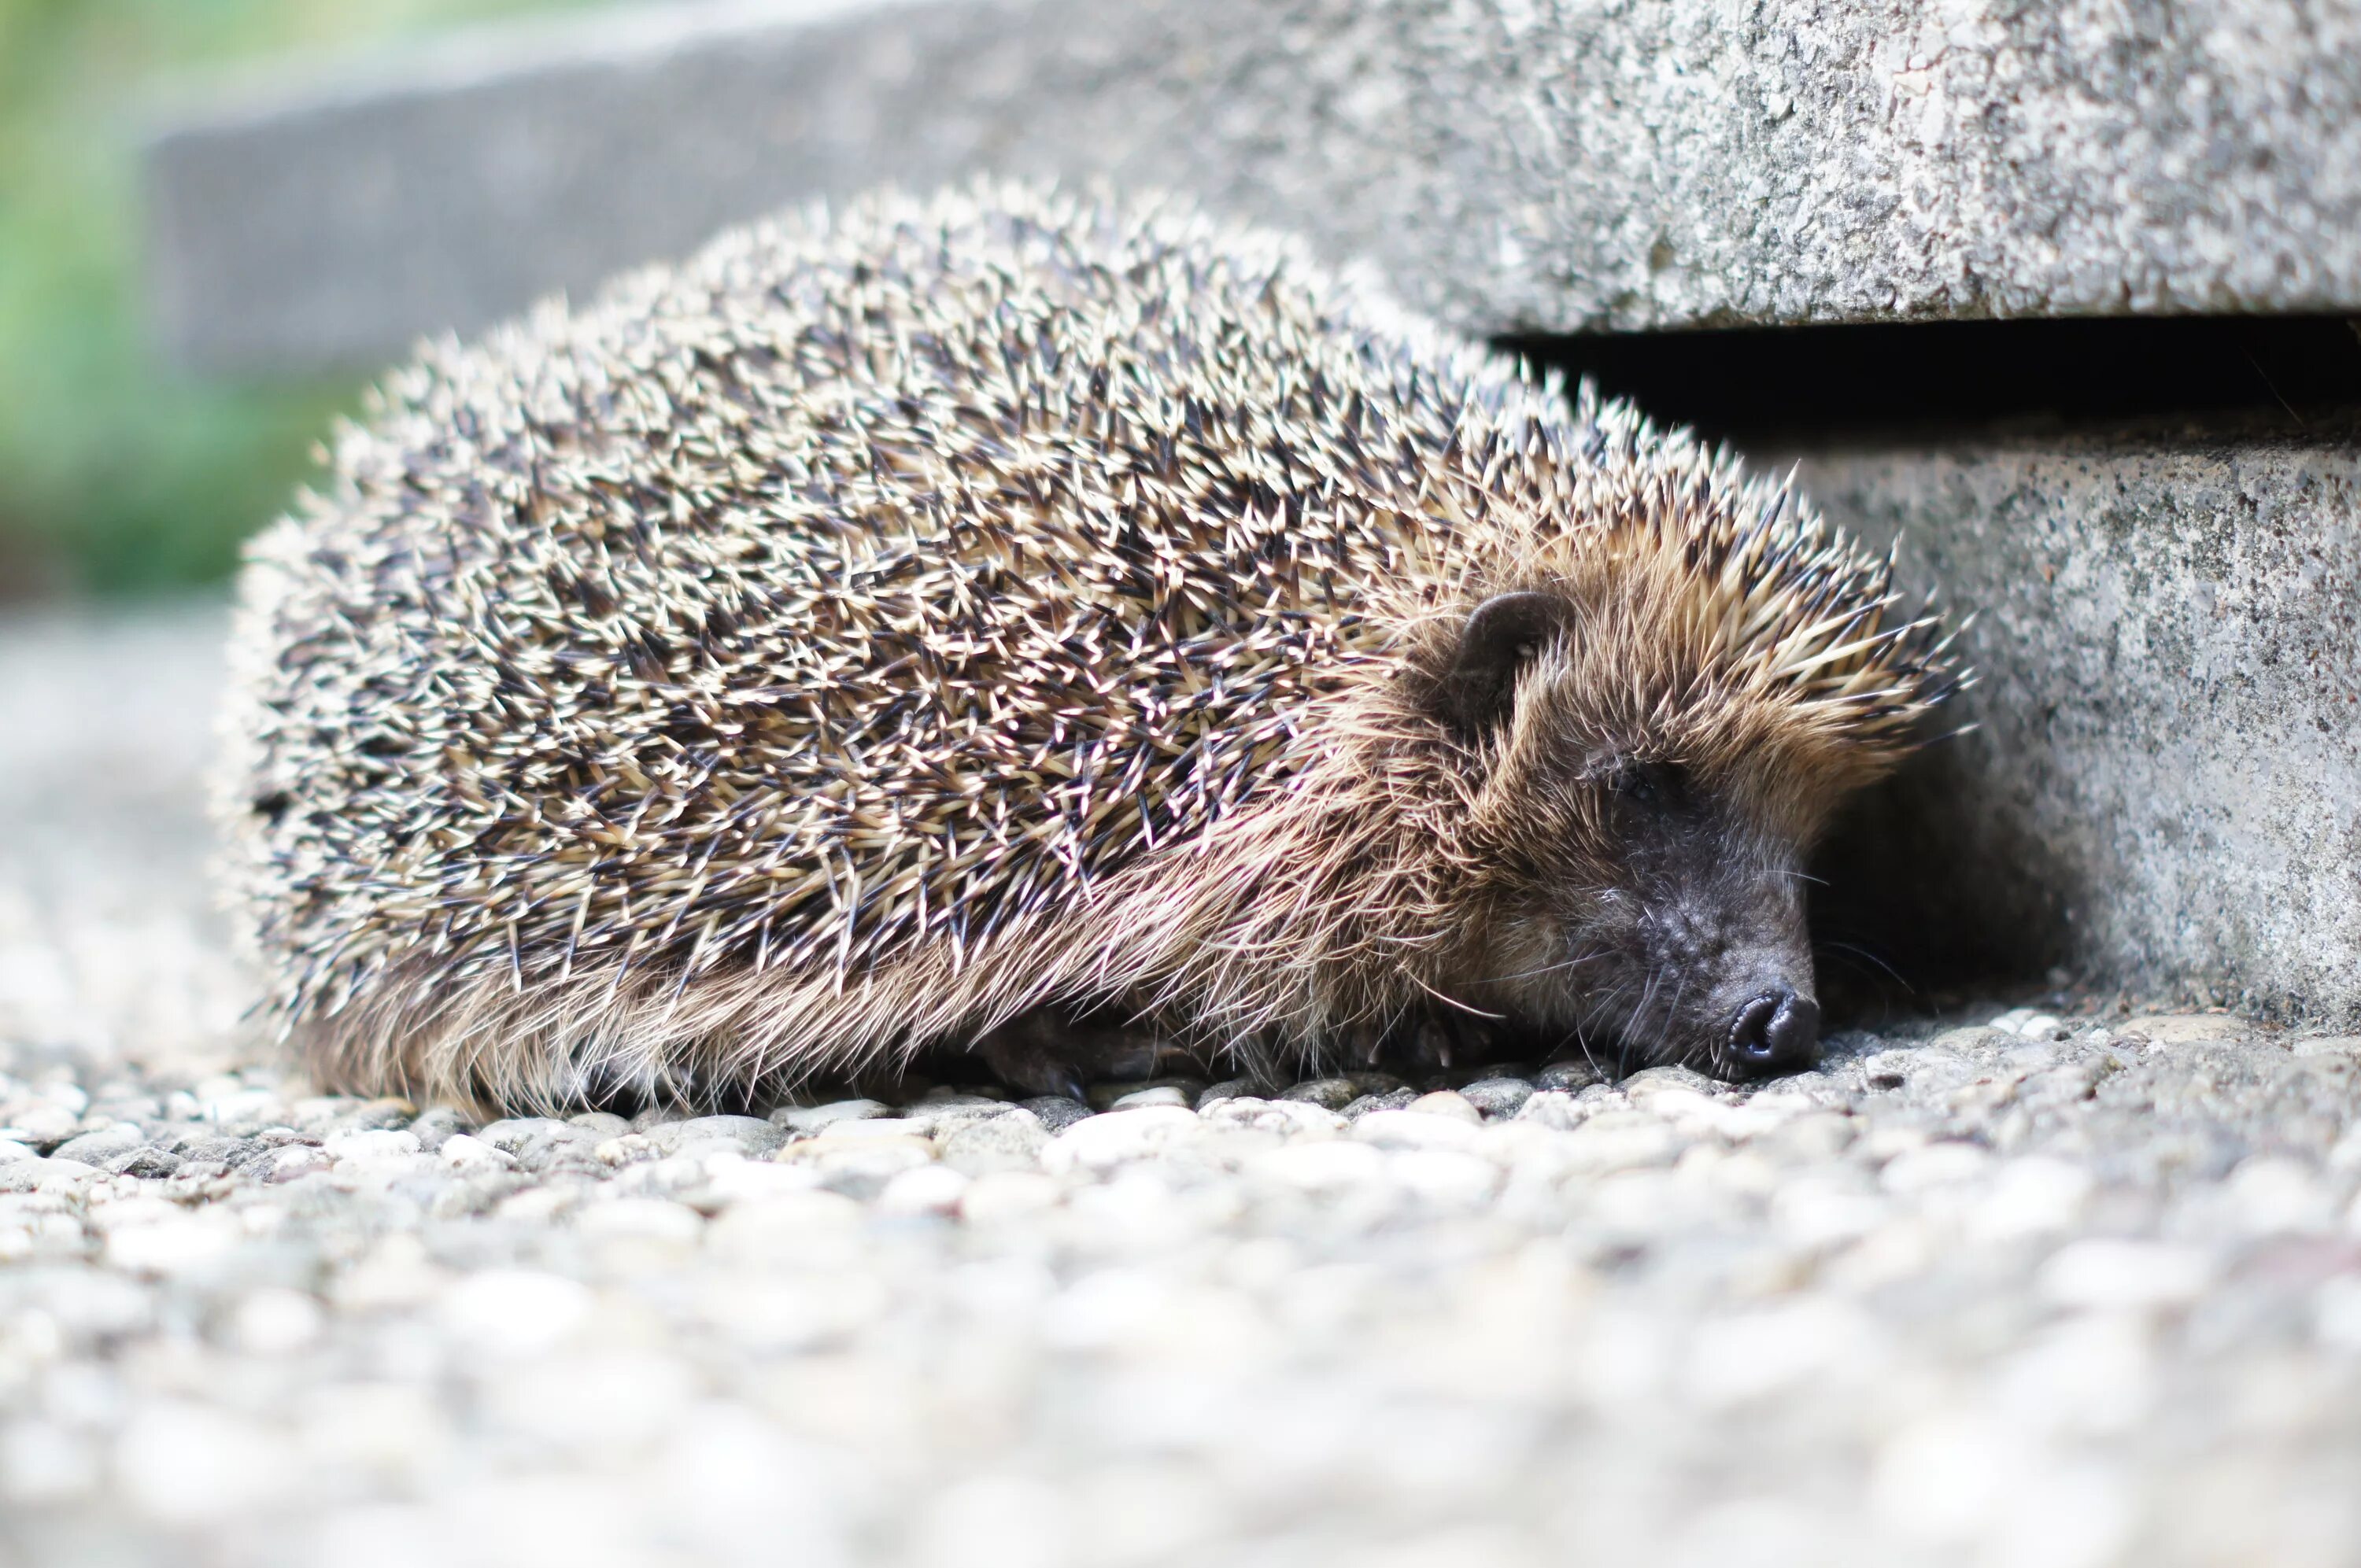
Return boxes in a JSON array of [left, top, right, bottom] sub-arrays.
[[146, 0, 2361, 372], [1801, 422, 2361, 1026]]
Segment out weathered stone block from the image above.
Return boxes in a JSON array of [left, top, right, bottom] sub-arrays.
[[1800, 424, 2361, 1024], [145, 0, 2361, 371]]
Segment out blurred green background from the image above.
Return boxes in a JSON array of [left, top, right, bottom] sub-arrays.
[[0, 0, 586, 600]]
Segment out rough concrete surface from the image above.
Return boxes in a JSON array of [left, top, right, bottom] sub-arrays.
[[1796, 422, 2361, 1027], [146, 0, 2361, 372], [6, 612, 2361, 1568]]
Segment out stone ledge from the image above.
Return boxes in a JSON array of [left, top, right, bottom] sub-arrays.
[[1801, 421, 2361, 1026], [145, 0, 2361, 373]]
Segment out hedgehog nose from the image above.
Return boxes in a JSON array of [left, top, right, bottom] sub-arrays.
[[1730, 989, 1820, 1072]]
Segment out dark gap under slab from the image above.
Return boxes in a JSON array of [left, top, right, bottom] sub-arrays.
[[1803, 746, 2075, 1028], [1502, 313, 2361, 448]]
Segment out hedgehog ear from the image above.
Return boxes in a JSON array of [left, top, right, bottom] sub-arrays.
[[1434, 590, 1567, 741]]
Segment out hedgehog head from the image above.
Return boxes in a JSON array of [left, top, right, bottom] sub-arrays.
[[1402, 442, 1965, 1080]]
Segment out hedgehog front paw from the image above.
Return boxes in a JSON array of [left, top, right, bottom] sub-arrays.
[[973, 1009, 1158, 1101]]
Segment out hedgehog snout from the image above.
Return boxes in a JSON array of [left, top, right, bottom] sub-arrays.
[[1630, 872, 1819, 1079]]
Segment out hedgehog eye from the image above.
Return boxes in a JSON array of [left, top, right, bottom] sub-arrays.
[[1605, 759, 1684, 810]]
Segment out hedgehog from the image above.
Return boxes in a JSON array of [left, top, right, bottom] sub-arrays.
[[215, 181, 1964, 1112]]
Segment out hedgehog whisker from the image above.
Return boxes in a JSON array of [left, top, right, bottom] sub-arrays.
[[1816, 939, 1911, 991], [1487, 949, 1613, 986]]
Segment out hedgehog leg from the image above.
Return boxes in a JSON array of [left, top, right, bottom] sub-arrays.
[[972, 1007, 1159, 1101], [1376, 1013, 1523, 1083]]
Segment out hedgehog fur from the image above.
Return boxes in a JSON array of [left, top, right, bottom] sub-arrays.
[[216, 181, 1964, 1112]]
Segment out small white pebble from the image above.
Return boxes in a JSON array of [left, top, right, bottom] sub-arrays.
[[1042, 1106, 1199, 1174], [1687, 1297, 1876, 1408], [493, 1185, 578, 1224], [7, 1108, 79, 1145], [2316, 1277, 2361, 1349], [263, 1146, 332, 1182], [435, 1270, 595, 1357], [773, 1099, 891, 1134], [1472, 1120, 1571, 1173], [85, 1195, 179, 1231], [330, 1234, 446, 1312], [1869, 1411, 2019, 1539], [1404, 1090, 1481, 1124], [959, 1171, 1063, 1222], [1107, 1085, 1191, 1111], [704, 1158, 822, 1203], [800, 1117, 930, 1142], [1247, 1138, 1385, 1191], [1879, 1142, 1993, 1193], [1201, 1098, 1347, 1137], [0, 1157, 94, 1197], [877, 1163, 972, 1217], [325, 1127, 423, 1164], [1862, 1124, 1932, 1161], [638, 1116, 785, 1157], [0, 1419, 98, 1504], [2040, 1240, 2214, 1310], [704, 1192, 865, 1260], [594, 1134, 656, 1166], [1353, 1109, 1481, 1153], [694, 1272, 887, 1352], [908, 1474, 1072, 1568], [1970, 1158, 2096, 1241], [1559, 1115, 1680, 1175], [1770, 1178, 1892, 1246], [1628, 1087, 1719, 1120], [115, 1404, 290, 1524], [792, 1138, 934, 1182], [575, 1198, 705, 1245], [199, 1089, 283, 1125], [229, 1288, 325, 1355], [2122, 1014, 2246, 1046], [1040, 1267, 1173, 1352], [2223, 1156, 2335, 1234], [1386, 1149, 1500, 1204], [440, 1134, 516, 1171], [1511, 1091, 1589, 1131], [105, 1211, 242, 1275]]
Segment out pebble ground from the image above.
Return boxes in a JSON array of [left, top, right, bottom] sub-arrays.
[[4, 609, 2358, 1568]]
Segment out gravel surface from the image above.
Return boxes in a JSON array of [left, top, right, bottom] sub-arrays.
[[5, 608, 2359, 1568]]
